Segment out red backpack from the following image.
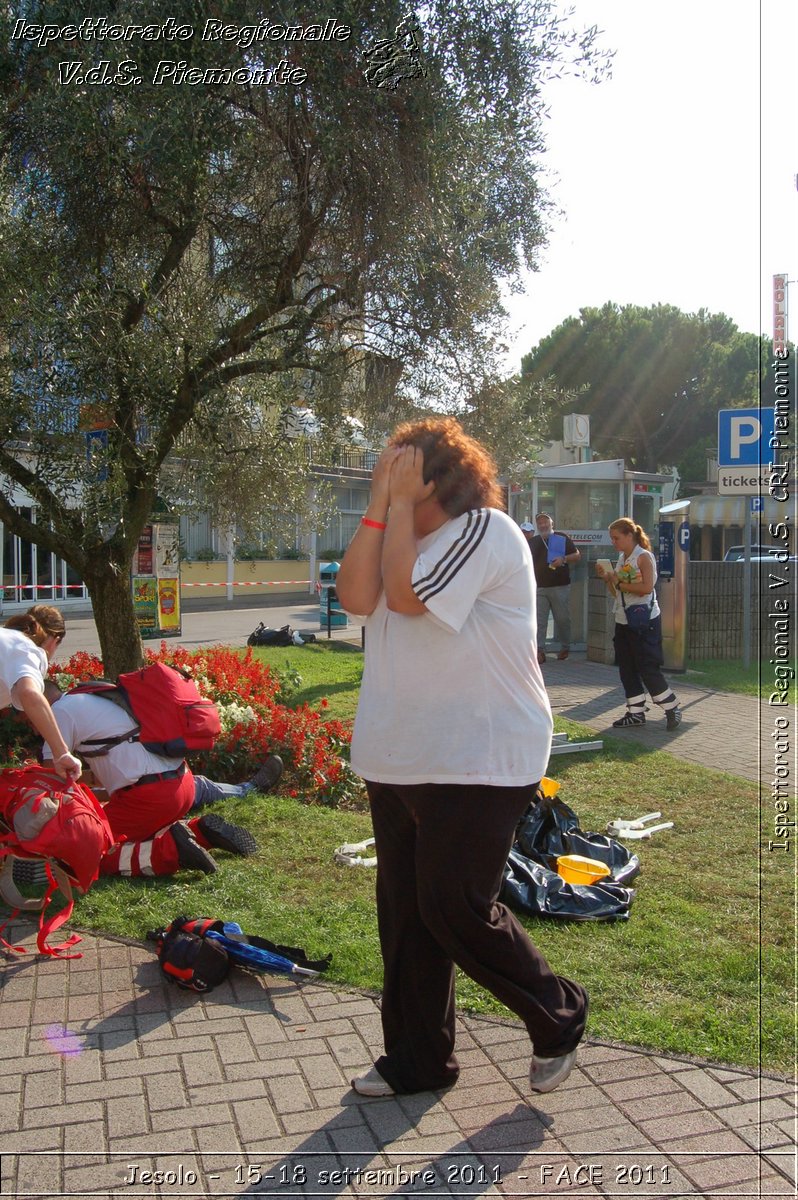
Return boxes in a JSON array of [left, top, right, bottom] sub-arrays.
[[72, 662, 221, 759], [0, 764, 114, 958]]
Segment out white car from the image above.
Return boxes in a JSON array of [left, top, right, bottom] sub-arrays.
[[723, 545, 783, 561]]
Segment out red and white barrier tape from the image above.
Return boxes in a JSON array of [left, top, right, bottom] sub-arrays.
[[3, 579, 316, 591], [1, 584, 88, 592]]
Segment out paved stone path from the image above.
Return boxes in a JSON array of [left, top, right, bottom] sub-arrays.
[[1, 604, 791, 1197], [0, 923, 793, 1198]]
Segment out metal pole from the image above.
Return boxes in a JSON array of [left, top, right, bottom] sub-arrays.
[[308, 529, 317, 597], [225, 523, 235, 603], [742, 504, 752, 668]]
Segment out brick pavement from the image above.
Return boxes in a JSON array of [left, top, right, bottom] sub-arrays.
[[2, 605, 791, 1197], [0, 921, 793, 1199]]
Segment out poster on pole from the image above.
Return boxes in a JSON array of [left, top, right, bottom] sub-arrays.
[[157, 577, 181, 635], [132, 524, 182, 638], [132, 576, 158, 636]]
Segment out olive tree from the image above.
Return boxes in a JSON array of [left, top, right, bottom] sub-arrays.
[[0, 0, 609, 673]]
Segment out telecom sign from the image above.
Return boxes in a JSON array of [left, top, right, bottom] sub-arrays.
[[717, 408, 775, 494]]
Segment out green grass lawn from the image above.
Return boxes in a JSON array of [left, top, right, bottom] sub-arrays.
[[269, 640, 365, 724], [683, 656, 775, 698], [63, 642, 790, 1075]]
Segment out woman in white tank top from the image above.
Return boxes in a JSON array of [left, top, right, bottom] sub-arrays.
[[596, 519, 682, 730]]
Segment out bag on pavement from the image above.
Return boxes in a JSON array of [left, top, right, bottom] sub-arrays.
[[149, 917, 231, 993], [72, 662, 221, 758], [148, 915, 331, 993]]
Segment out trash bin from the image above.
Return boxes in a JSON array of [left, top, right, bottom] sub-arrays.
[[318, 561, 348, 630]]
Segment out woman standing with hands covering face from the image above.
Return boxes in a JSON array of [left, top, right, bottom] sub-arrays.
[[336, 418, 588, 1100]]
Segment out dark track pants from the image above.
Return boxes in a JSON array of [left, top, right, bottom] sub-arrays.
[[366, 780, 589, 1094], [613, 619, 678, 714]]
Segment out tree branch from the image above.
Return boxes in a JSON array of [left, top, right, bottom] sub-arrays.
[[120, 220, 200, 332], [0, 444, 84, 537], [0, 487, 87, 574]]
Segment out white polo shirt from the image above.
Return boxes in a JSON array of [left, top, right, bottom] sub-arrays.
[[350, 507, 553, 786], [0, 628, 47, 709]]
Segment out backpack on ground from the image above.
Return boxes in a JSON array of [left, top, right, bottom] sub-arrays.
[[247, 622, 294, 647], [0, 764, 114, 958], [72, 661, 221, 759], [148, 915, 331, 994], [149, 918, 231, 993]]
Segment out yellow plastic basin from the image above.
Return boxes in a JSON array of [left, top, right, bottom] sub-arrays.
[[556, 854, 611, 886]]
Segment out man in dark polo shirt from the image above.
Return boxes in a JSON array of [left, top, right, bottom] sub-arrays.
[[528, 513, 580, 663]]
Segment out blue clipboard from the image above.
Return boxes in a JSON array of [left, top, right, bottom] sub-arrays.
[[546, 533, 566, 563]]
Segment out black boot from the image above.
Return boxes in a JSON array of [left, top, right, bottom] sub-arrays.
[[196, 813, 258, 857], [171, 822, 217, 874]]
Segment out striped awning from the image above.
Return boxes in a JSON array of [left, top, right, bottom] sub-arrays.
[[685, 493, 784, 528]]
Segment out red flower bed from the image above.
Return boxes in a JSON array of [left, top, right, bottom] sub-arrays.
[[48, 644, 360, 808]]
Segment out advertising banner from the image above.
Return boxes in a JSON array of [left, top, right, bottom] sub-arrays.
[[155, 524, 180, 576], [132, 575, 158, 636], [157, 577, 181, 635], [136, 525, 154, 576]]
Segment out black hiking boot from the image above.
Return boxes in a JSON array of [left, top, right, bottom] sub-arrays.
[[171, 822, 217, 874], [196, 813, 258, 857], [248, 754, 284, 794]]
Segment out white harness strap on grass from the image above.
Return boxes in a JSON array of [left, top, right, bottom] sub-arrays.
[[334, 838, 377, 868], [607, 813, 674, 840]]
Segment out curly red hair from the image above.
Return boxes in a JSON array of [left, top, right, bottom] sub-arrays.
[[388, 418, 503, 517]]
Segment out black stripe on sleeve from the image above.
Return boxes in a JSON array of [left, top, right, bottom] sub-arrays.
[[413, 510, 476, 592], [414, 509, 491, 604]]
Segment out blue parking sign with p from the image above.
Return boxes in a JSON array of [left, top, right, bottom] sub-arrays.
[[717, 408, 775, 467]]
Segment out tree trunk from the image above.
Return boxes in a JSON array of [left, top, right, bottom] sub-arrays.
[[81, 554, 144, 677]]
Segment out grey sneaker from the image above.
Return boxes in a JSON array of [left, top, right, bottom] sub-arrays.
[[351, 1066, 395, 1097], [249, 754, 284, 794], [529, 1048, 578, 1094]]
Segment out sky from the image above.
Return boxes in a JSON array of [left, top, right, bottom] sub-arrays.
[[500, 0, 798, 368]]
